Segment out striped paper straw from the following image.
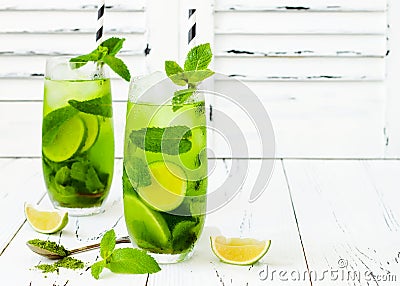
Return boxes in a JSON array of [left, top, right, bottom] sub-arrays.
[[96, 1, 105, 44], [188, 9, 197, 49]]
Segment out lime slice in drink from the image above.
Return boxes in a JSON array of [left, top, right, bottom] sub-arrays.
[[138, 161, 187, 212], [24, 203, 68, 234], [210, 236, 271, 265], [42, 115, 86, 162], [79, 114, 99, 152], [124, 194, 171, 248]]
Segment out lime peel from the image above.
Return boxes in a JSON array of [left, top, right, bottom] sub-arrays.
[[210, 236, 271, 265], [24, 203, 69, 234]]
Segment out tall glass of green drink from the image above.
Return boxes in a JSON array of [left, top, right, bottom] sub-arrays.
[[42, 57, 114, 216], [123, 72, 208, 263]]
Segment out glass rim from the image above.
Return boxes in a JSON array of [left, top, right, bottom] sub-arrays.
[[45, 56, 109, 80]]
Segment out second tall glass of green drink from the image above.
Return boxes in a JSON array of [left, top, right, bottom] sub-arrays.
[[123, 73, 208, 263], [42, 57, 114, 216]]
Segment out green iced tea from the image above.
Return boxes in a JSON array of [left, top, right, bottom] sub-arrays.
[[42, 78, 114, 210], [123, 100, 207, 257]]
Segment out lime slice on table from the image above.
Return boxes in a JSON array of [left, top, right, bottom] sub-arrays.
[[210, 236, 271, 265], [138, 161, 187, 212], [42, 115, 87, 162], [24, 203, 68, 234], [124, 194, 171, 248], [79, 113, 99, 152]]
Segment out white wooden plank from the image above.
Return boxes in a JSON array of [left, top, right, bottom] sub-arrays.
[[384, 0, 400, 157], [0, 55, 146, 79], [0, 34, 145, 56], [0, 11, 145, 34], [215, 35, 386, 58], [284, 160, 400, 285], [215, 12, 386, 35], [0, 81, 386, 159], [0, 159, 149, 285], [0, 0, 145, 11], [215, 57, 385, 81], [0, 159, 45, 254], [215, 0, 387, 12], [0, 159, 310, 285], [211, 81, 385, 158]]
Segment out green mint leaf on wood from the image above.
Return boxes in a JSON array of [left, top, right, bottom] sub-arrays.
[[129, 126, 192, 155], [184, 43, 213, 71], [68, 93, 112, 118], [42, 106, 78, 146], [102, 54, 131, 82], [91, 260, 106, 280], [106, 248, 161, 274], [100, 229, 116, 259], [90, 230, 161, 279]]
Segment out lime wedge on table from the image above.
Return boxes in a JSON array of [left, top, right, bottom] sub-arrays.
[[138, 161, 187, 212], [79, 113, 99, 152], [124, 194, 170, 248], [210, 236, 271, 265], [42, 115, 87, 162], [24, 203, 68, 234]]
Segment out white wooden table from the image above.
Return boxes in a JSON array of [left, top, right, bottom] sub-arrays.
[[0, 158, 399, 285]]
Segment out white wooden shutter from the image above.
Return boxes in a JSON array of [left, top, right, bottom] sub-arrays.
[[0, 0, 393, 159], [212, 0, 387, 158], [0, 0, 147, 158]]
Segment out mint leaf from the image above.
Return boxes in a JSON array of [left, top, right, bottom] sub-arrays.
[[124, 157, 151, 188], [102, 55, 131, 82], [129, 126, 192, 155], [85, 166, 105, 192], [101, 37, 124, 57], [100, 229, 116, 259], [184, 43, 212, 71], [165, 61, 184, 76], [185, 69, 214, 83], [91, 260, 106, 279], [106, 248, 161, 274], [70, 37, 131, 82], [172, 88, 196, 111], [68, 93, 112, 118], [55, 166, 71, 185], [70, 161, 88, 182], [172, 220, 198, 251], [42, 106, 78, 146]]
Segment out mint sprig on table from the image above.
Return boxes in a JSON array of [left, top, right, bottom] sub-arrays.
[[165, 43, 214, 111], [70, 37, 131, 82], [91, 229, 160, 279]]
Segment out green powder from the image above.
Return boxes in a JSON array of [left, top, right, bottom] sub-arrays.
[[35, 257, 85, 274], [28, 239, 70, 257]]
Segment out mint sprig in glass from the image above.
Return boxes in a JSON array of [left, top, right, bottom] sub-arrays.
[[42, 37, 130, 216], [122, 43, 212, 263], [165, 43, 214, 111]]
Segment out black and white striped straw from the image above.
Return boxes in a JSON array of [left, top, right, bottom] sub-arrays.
[[188, 9, 197, 49], [96, 1, 105, 44]]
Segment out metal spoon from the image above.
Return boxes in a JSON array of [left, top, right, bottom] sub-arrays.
[[26, 236, 131, 260]]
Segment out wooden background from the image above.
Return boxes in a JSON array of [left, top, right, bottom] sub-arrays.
[[0, 0, 395, 160]]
